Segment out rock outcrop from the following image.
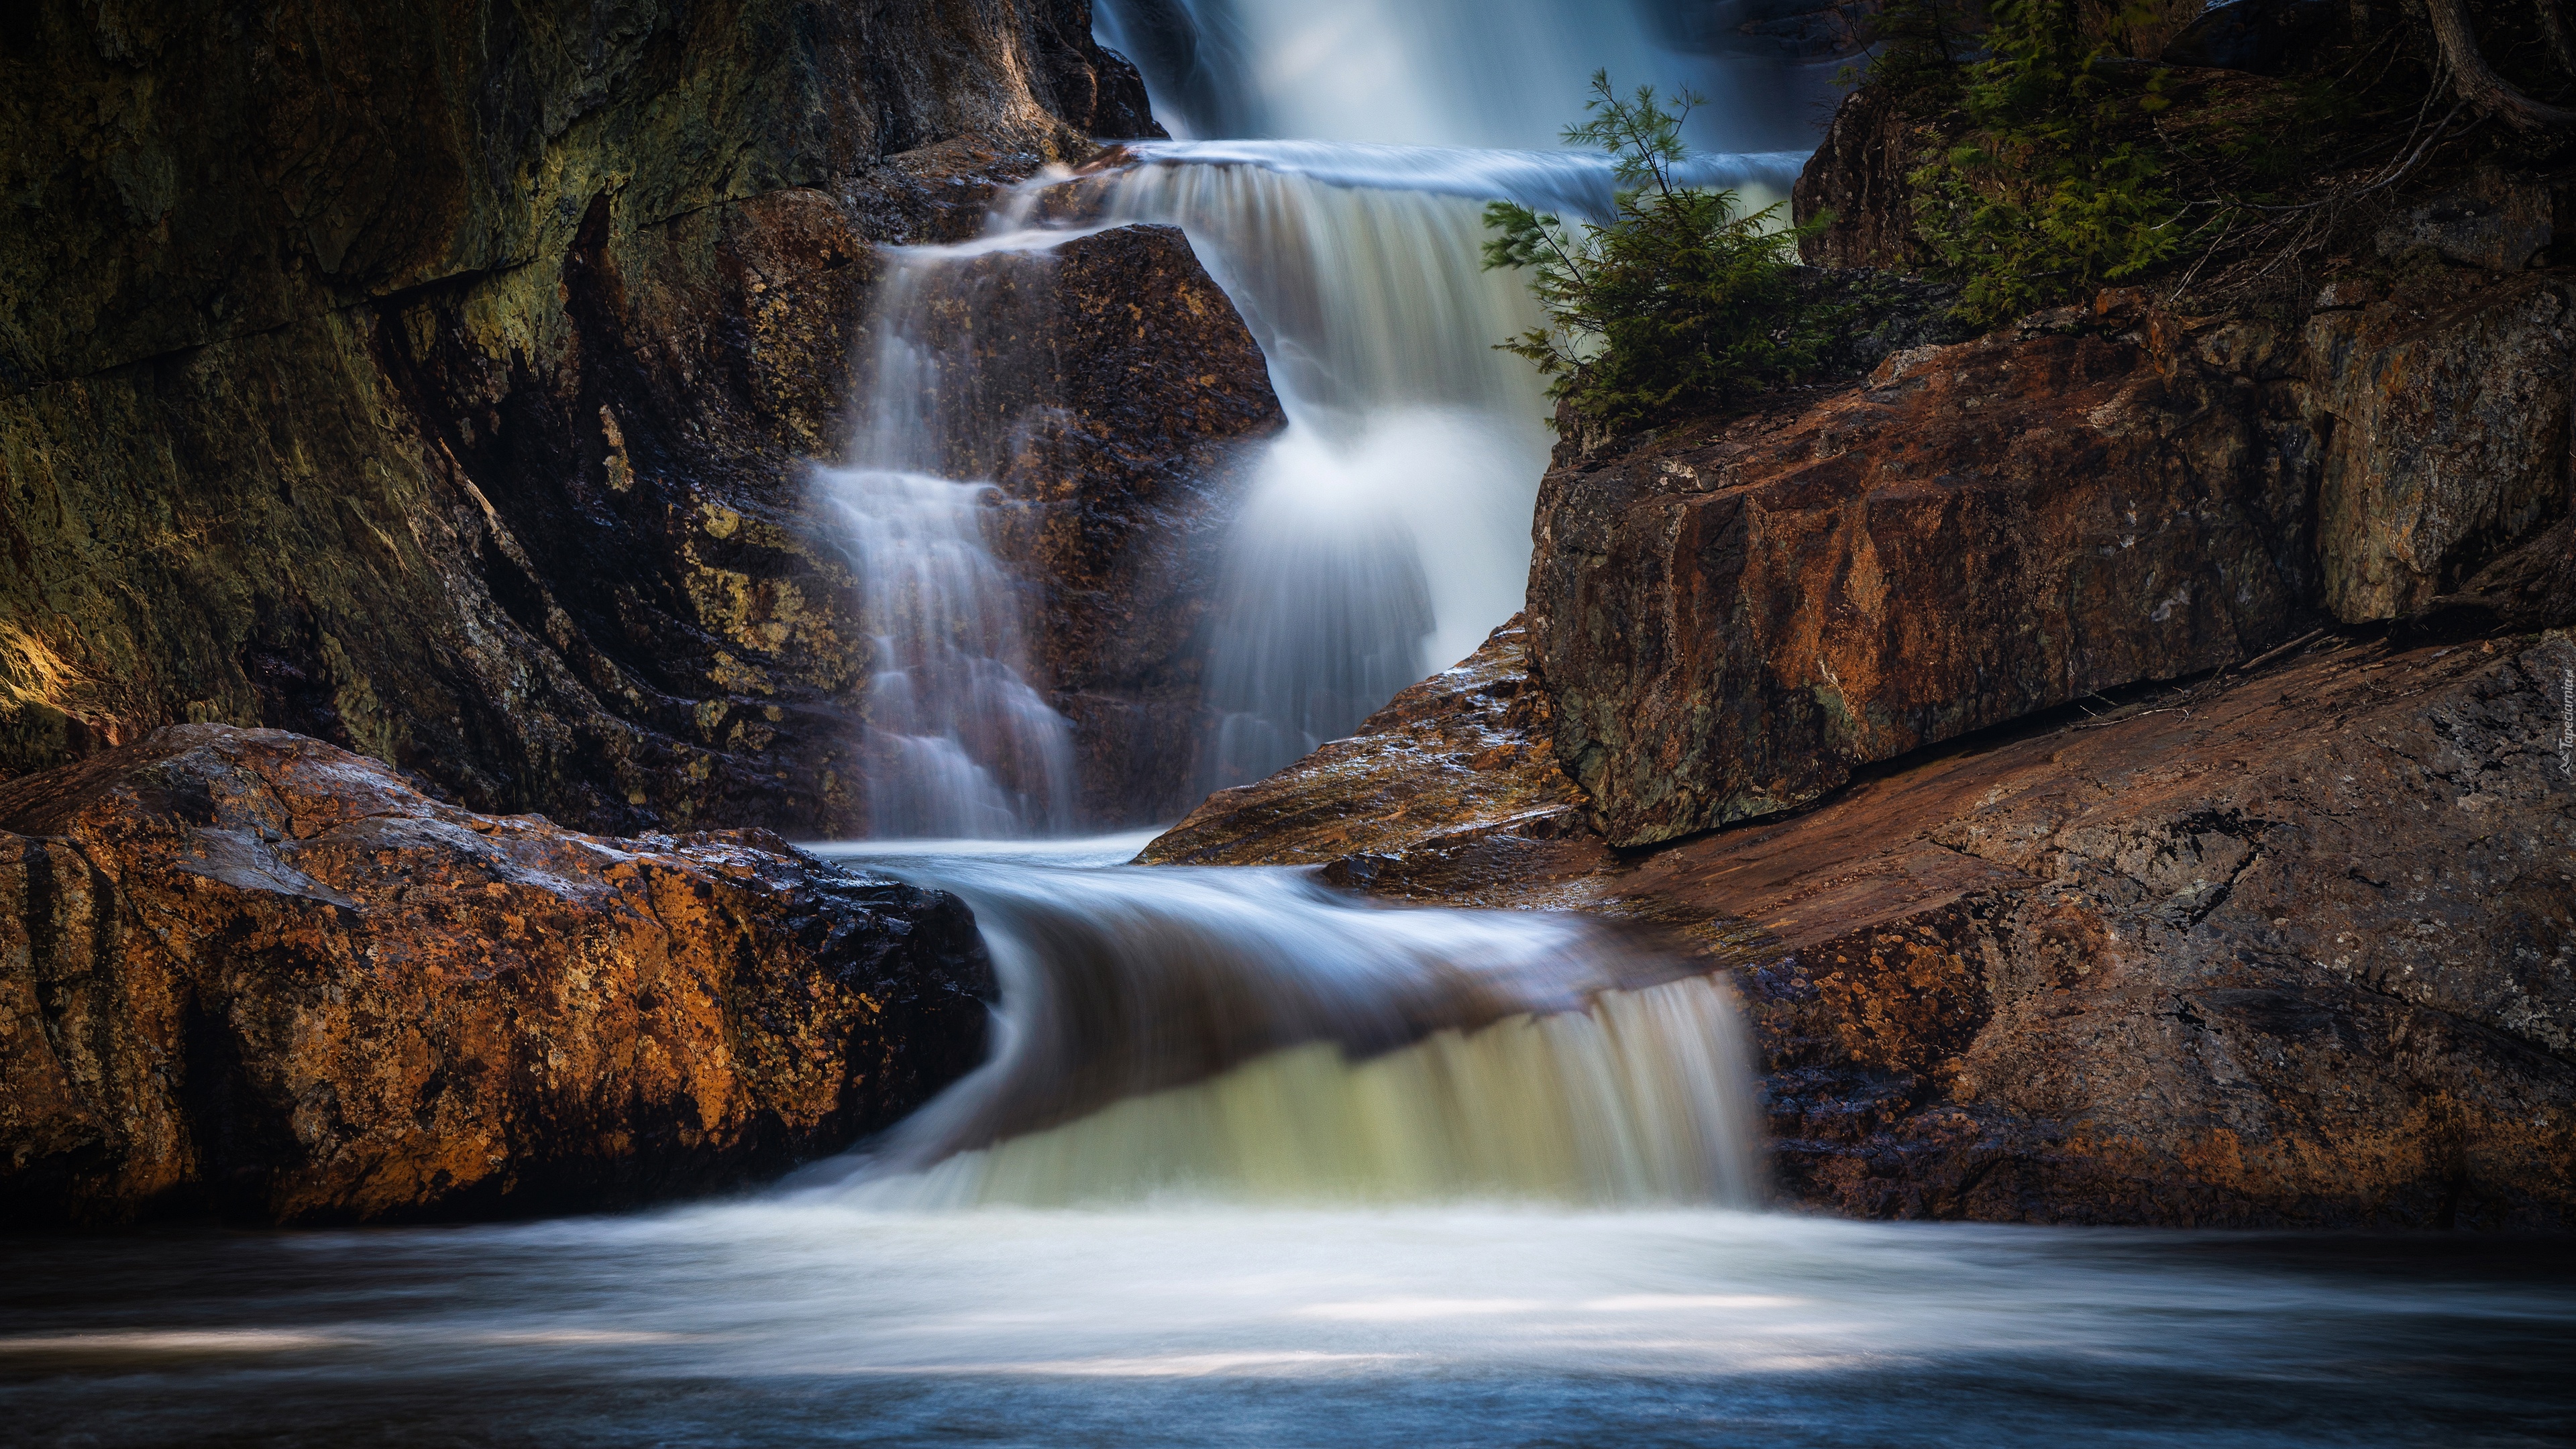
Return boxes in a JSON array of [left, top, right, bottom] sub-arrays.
[[1793, 86, 1925, 273], [0, 0, 1254, 835], [2308, 272, 2573, 621], [1140, 617, 1607, 904], [0, 724, 991, 1227], [1148, 624, 2576, 1228], [1530, 260, 2576, 851], [1527, 297, 2320, 849], [1646, 631, 2576, 1228]]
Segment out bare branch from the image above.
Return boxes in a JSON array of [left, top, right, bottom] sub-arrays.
[[2425, 0, 2576, 130]]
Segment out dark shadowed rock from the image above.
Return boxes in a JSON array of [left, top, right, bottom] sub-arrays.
[[2309, 274, 2573, 621], [0, 0, 1236, 838], [1794, 86, 1929, 272], [0, 725, 993, 1227]]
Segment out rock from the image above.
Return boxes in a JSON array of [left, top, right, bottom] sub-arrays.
[[1138, 616, 1611, 904], [1527, 306, 2318, 849], [1173, 622, 2576, 1227], [2373, 174, 2557, 272], [1794, 87, 1927, 272], [1030, 0, 1167, 140], [0, 724, 993, 1226], [1626, 631, 2576, 1228], [2310, 275, 2575, 621], [0, 0, 1250, 837]]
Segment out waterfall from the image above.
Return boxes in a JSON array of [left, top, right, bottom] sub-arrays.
[[819, 246, 1079, 839], [1093, 0, 1835, 151], [801, 845, 1768, 1208], [1074, 158, 1544, 787], [1066, 144, 1801, 790]]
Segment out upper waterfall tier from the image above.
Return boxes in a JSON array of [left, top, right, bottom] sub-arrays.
[[1093, 0, 1836, 151], [1122, 140, 1810, 221]]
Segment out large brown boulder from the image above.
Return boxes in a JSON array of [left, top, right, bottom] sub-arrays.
[[1637, 631, 2576, 1227], [1527, 299, 2319, 849], [0, 725, 992, 1227]]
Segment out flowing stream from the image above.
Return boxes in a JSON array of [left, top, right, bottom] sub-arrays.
[[7, 841, 2573, 1446], [15, 6, 2573, 1445]]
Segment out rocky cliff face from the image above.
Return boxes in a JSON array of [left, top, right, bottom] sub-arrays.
[[0, 724, 991, 1226], [0, 0, 1247, 835]]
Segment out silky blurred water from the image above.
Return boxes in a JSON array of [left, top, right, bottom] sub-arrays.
[[9, 838, 2573, 1446], [5, 1210, 2570, 1447]]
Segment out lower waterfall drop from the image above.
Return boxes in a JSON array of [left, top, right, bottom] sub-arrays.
[[801, 842, 1768, 1209]]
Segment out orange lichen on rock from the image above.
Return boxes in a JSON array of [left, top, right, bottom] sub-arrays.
[[0, 725, 990, 1226]]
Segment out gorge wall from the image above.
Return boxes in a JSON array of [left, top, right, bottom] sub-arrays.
[[0, 0, 1263, 837]]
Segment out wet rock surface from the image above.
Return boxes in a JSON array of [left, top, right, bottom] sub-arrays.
[[1148, 628, 2576, 1228], [0, 725, 992, 1227], [1138, 618, 1611, 906]]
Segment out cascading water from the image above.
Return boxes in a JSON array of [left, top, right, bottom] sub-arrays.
[[798, 842, 1766, 1208], [820, 245, 1079, 838], [1087, 156, 1552, 786], [14, 16, 2576, 1448], [1093, 0, 1834, 150]]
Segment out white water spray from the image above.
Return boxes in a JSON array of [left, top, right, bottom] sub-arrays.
[[803, 843, 1766, 1208], [1093, 0, 1825, 150], [819, 251, 1079, 837], [1064, 144, 1801, 787]]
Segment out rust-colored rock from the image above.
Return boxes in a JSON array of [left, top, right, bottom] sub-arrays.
[[1527, 303, 2320, 849], [1139, 617, 1612, 905], [0, 725, 991, 1227], [1159, 623, 2576, 1228], [1630, 631, 2576, 1228]]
